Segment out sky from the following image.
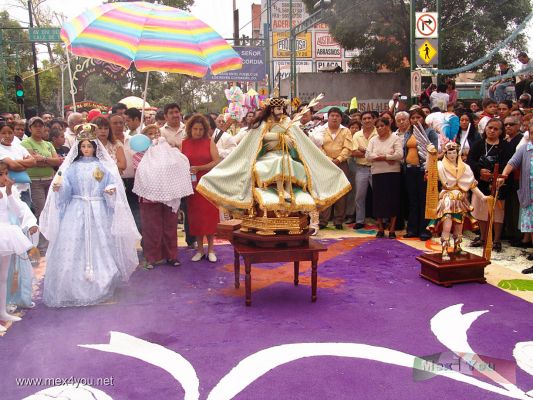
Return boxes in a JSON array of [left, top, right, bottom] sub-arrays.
[[1, 0, 257, 46]]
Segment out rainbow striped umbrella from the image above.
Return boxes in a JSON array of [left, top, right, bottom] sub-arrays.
[[60, 1, 242, 77]]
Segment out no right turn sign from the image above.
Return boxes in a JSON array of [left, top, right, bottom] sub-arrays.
[[416, 12, 438, 38]]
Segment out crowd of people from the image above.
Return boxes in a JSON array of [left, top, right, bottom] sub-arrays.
[[300, 86, 532, 270], [0, 73, 532, 325]]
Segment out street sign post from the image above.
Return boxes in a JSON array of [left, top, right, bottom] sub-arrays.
[[415, 12, 438, 39], [286, 0, 331, 99], [292, 8, 327, 36], [28, 27, 61, 42]]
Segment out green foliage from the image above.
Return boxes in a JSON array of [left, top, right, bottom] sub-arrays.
[[38, 60, 62, 113], [76, 68, 227, 114], [144, 73, 227, 115], [80, 74, 129, 105], [497, 279, 533, 291], [0, 9, 69, 115], [302, 0, 531, 73], [0, 11, 34, 113]]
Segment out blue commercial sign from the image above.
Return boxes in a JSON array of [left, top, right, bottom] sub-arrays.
[[206, 46, 266, 82]]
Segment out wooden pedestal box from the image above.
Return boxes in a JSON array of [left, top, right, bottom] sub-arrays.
[[416, 251, 490, 287]]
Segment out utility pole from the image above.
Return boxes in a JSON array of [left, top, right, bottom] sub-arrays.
[[266, 0, 273, 93], [233, 0, 239, 46], [288, 0, 332, 99], [28, 0, 41, 115], [264, 23, 271, 94], [410, 0, 416, 104], [288, 0, 293, 100], [436, 0, 441, 83]]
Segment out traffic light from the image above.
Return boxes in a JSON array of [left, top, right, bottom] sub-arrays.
[[14, 75, 24, 105]]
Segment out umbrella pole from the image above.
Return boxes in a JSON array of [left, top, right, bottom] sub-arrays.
[[64, 45, 77, 112], [141, 71, 149, 126]]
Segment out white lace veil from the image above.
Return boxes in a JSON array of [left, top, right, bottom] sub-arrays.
[[40, 139, 141, 281]]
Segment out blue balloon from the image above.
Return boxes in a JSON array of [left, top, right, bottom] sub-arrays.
[[129, 134, 151, 152]]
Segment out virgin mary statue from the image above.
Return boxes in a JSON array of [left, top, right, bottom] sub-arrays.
[[39, 124, 140, 307]]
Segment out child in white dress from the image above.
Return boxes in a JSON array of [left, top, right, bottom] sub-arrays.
[[0, 161, 36, 332]]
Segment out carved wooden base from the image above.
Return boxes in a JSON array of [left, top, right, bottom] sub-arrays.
[[216, 219, 242, 242], [240, 215, 308, 236], [233, 230, 310, 248], [416, 251, 490, 287]]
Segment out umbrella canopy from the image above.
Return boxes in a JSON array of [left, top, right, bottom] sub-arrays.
[[60, 1, 242, 77], [317, 105, 348, 114], [119, 96, 151, 110]]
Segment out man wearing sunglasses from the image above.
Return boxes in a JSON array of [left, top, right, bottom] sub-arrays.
[[504, 117, 523, 145], [503, 116, 524, 246]]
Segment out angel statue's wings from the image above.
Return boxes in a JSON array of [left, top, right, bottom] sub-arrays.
[[412, 122, 439, 219], [412, 122, 431, 163]]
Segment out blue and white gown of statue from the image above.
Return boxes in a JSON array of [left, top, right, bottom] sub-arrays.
[[43, 157, 125, 307]]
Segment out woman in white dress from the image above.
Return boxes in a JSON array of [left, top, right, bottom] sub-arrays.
[[40, 124, 140, 307]]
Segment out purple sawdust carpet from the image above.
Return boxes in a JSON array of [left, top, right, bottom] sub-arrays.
[[1, 238, 532, 400]]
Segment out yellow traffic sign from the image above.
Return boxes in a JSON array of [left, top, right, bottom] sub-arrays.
[[291, 97, 301, 110], [417, 40, 437, 65]]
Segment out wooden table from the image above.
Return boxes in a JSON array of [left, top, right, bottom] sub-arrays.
[[232, 241, 327, 306]]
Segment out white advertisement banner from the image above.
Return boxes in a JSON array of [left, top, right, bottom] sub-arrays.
[[315, 32, 342, 59], [274, 60, 313, 80], [270, 0, 309, 31], [316, 60, 342, 71], [357, 99, 390, 112]]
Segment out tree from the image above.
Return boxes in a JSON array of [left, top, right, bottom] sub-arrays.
[[302, 0, 532, 74], [143, 74, 227, 115], [10, 0, 62, 63], [0, 11, 35, 113], [38, 59, 63, 114], [4, 1, 68, 115]]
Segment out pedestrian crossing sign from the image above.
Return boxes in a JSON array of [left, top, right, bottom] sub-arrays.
[[416, 39, 438, 66]]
